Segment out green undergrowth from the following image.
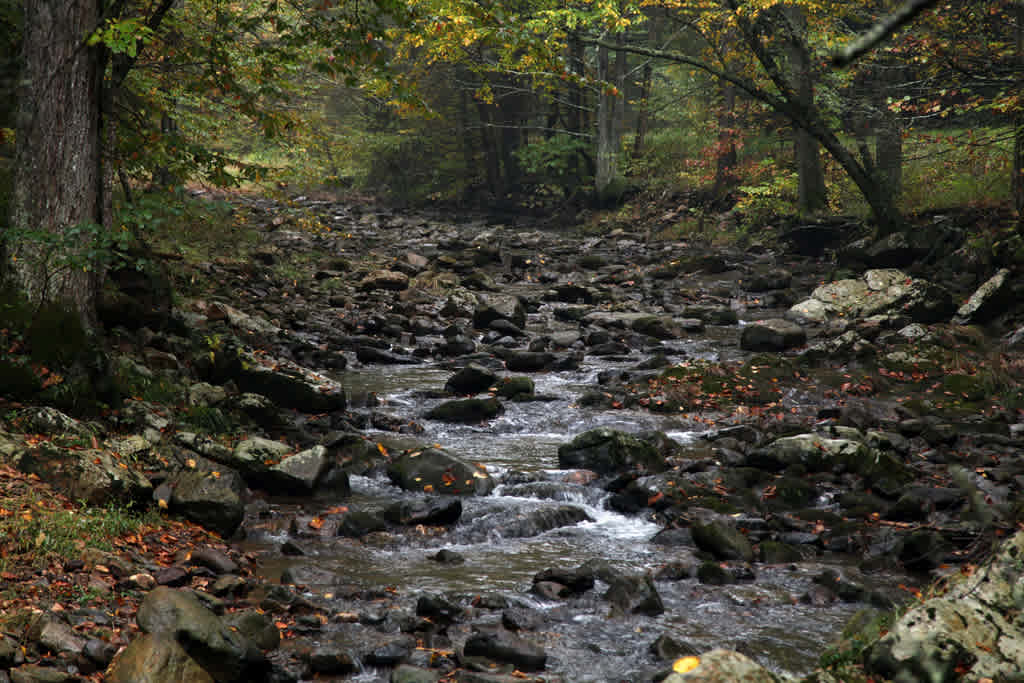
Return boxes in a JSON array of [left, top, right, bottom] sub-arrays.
[[0, 496, 162, 571]]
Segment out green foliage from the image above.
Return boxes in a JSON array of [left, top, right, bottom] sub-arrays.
[[515, 135, 591, 193], [0, 498, 161, 569], [735, 166, 799, 226], [87, 17, 152, 57]]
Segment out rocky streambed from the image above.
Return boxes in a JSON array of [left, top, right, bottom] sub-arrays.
[[3, 193, 1024, 682]]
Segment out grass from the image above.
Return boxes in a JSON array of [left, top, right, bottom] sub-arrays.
[[0, 484, 163, 570]]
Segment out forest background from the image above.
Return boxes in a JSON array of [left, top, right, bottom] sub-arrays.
[[0, 0, 1021, 325]]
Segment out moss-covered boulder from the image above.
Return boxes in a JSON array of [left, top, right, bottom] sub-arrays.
[[557, 428, 668, 475]]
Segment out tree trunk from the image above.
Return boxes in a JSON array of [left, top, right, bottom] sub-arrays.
[[875, 114, 902, 198], [9, 0, 103, 330], [595, 41, 626, 202], [785, 6, 827, 213], [1015, 1, 1024, 229], [713, 81, 738, 195]]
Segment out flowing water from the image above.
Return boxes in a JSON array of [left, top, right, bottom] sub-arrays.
[[245, 350, 884, 681]]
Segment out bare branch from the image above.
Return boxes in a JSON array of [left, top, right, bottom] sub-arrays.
[[831, 0, 940, 67]]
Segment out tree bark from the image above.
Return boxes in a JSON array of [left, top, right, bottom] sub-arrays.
[[784, 6, 827, 213], [595, 40, 626, 202], [10, 0, 103, 330], [1014, 1, 1024, 229]]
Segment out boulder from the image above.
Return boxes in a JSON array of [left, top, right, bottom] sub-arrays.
[[126, 586, 268, 682], [747, 433, 912, 492], [359, 269, 410, 291], [865, 530, 1024, 681], [17, 442, 152, 506], [557, 428, 668, 475], [387, 447, 495, 495], [425, 397, 504, 423], [500, 505, 593, 538], [444, 363, 498, 395], [383, 497, 463, 526], [789, 269, 954, 325], [105, 633, 216, 683], [170, 468, 246, 538], [463, 628, 546, 672], [473, 294, 526, 330], [661, 649, 784, 682], [268, 445, 332, 494], [953, 267, 1013, 324], [232, 352, 346, 412], [603, 574, 664, 616], [739, 319, 807, 351], [690, 520, 754, 562]]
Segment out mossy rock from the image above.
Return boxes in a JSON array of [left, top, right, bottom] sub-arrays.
[[772, 476, 818, 507], [940, 373, 988, 402], [760, 540, 804, 564], [496, 376, 535, 399]]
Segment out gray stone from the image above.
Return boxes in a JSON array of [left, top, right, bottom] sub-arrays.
[[16, 442, 152, 506], [170, 468, 246, 538], [740, 319, 807, 351], [387, 447, 495, 496], [557, 428, 668, 475], [690, 520, 754, 562], [954, 267, 1013, 324], [268, 445, 330, 494], [661, 648, 784, 682]]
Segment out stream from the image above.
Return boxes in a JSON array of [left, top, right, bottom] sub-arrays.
[[241, 344, 896, 682]]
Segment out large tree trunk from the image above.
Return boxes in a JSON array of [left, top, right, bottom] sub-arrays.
[[785, 6, 827, 213], [1015, 0, 1024, 230], [595, 40, 626, 202], [713, 81, 738, 195], [9, 0, 103, 330]]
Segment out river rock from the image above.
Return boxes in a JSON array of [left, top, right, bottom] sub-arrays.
[[953, 267, 1013, 324], [359, 269, 410, 291], [105, 633, 216, 683], [391, 665, 440, 683], [500, 351, 556, 372], [226, 350, 346, 413], [473, 293, 526, 330], [127, 586, 267, 682], [387, 447, 495, 495], [383, 497, 463, 526], [463, 628, 546, 672], [690, 520, 754, 562], [499, 505, 593, 538], [425, 397, 504, 423], [169, 468, 246, 538], [747, 433, 911, 487], [557, 428, 668, 475], [356, 345, 422, 364], [228, 437, 292, 483], [661, 648, 784, 682], [267, 445, 331, 494], [494, 376, 534, 399], [533, 565, 597, 595], [16, 441, 152, 506], [788, 268, 954, 325], [604, 573, 664, 616], [444, 363, 498, 395], [739, 319, 807, 351]]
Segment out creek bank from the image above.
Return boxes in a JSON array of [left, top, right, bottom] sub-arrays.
[[1, 193, 1023, 681]]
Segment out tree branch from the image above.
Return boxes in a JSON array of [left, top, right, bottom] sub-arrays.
[[831, 0, 940, 67]]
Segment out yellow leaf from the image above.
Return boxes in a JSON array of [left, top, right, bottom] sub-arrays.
[[673, 656, 700, 674]]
